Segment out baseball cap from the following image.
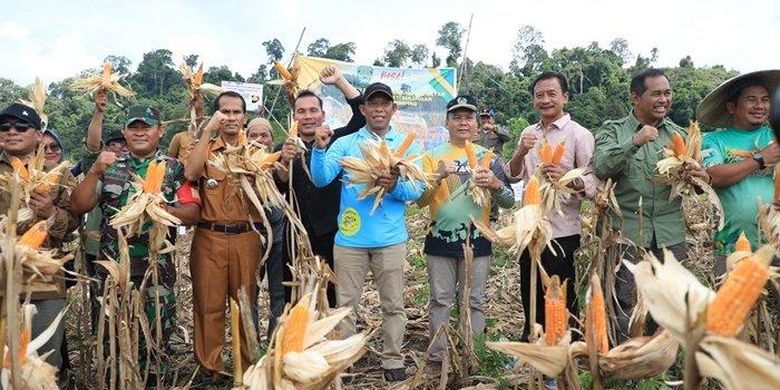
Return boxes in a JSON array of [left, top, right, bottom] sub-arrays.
[[124, 105, 162, 128], [446, 95, 478, 112], [479, 107, 494, 117], [105, 131, 125, 143], [363, 82, 394, 101], [0, 103, 42, 130]]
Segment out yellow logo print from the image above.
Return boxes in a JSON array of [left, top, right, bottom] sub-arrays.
[[340, 208, 361, 237]]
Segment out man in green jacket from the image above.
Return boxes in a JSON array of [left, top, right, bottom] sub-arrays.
[[593, 68, 709, 342]]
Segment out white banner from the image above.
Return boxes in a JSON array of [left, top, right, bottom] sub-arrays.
[[220, 81, 264, 112]]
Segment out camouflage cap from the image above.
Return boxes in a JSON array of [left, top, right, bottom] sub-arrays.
[[124, 105, 162, 128]]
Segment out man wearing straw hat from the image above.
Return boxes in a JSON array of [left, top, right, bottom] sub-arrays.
[[699, 70, 780, 277]]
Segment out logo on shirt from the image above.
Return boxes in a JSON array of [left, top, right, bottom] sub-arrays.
[[340, 207, 361, 237]]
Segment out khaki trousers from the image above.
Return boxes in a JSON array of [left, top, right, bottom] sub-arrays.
[[191, 227, 262, 374], [334, 243, 406, 369]]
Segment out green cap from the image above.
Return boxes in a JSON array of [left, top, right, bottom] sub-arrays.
[[124, 105, 162, 128]]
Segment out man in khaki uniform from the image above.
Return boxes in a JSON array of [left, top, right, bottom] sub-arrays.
[[184, 91, 264, 384]]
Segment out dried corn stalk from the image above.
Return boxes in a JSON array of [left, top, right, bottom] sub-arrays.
[[70, 61, 134, 98], [19, 77, 48, 130], [1, 304, 66, 389], [341, 135, 430, 214], [109, 160, 180, 250], [655, 122, 724, 230], [536, 140, 588, 215], [0, 144, 70, 224], [626, 245, 780, 389]]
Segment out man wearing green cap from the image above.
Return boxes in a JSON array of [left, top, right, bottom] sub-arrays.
[[71, 104, 202, 375], [699, 70, 780, 276]]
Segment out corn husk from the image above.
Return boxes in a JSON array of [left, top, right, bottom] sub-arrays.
[[536, 140, 588, 215], [598, 330, 679, 379], [655, 122, 724, 230], [109, 160, 180, 250], [340, 137, 431, 215], [179, 62, 223, 132], [626, 245, 780, 389], [1, 304, 66, 389], [19, 77, 48, 130], [70, 61, 134, 98], [464, 143, 493, 208], [0, 144, 70, 224]]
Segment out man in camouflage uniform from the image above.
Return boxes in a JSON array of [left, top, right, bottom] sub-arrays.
[[71, 105, 201, 353]]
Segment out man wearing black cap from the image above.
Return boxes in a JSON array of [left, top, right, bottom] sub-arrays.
[[310, 82, 424, 381], [417, 96, 514, 374], [0, 102, 80, 370], [474, 107, 511, 155]]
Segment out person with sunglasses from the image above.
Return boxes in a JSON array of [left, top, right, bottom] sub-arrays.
[[0, 102, 81, 371], [41, 129, 65, 164]]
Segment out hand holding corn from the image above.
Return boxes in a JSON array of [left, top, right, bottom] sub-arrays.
[[472, 167, 500, 190], [542, 163, 565, 182], [632, 125, 658, 146], [314, 125, 334, 149], [760, 142, 780, 165], [279, 138, 299, 164], [436, 159, 456, 183], [29, 188, 55, 218], [376, 170, 399, 192]]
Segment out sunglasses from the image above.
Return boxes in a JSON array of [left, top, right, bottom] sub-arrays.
[[43, 143, 61, 153], [0, 120, 34, 133]]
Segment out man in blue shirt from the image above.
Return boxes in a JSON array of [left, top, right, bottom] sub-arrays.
[[310, 82, 423, 382]]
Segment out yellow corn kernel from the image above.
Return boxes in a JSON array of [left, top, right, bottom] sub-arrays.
[[480, 149, 494, 169], [274, 62, 293, 80], [586, 274, 608, 354], [539, 142, 553, 164], [465, 142, 478, 168], [18, 220, 48, 249], [544, 275, 568, 346], [281, 302, 310, 356], [394, 134, 416, 157], [707, 256, 768, 336], [143, 161, 166, 194], [523, 176, 541, 206], [551, 143, 565, 164], [10, 157, 30, 182], [734, 231, 751, 253], [671, 132, 687, 157]]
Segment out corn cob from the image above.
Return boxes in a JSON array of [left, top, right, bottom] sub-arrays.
[[729, 150, 755, 159], [10, 157, 30, 182], [687, 121, 702, 161], [281, 302, 311, 356], [671, 132, 687, 158], [735, 231, 751, 252], [775, 168, 780, 201], [544, 275, 567, 346], [465, 142, 478, 168], [275, 62, 293, 80], [551, 142, 565, 164], [524, 175, 541, 206], [18, 220, 48, 249], [142, 161, 166, 194], [394, 134, 416, 157], [288, 121, 298, 139], [586, 274, 609, 354], [480, 149, 494, 169], [193, 64, 205, 86], [539, 142, 553, 164], [706, 255, 768, 336]]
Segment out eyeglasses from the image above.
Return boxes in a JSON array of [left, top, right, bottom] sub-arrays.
[[43, 143, 61, 153], [0, 120, 34, 133]]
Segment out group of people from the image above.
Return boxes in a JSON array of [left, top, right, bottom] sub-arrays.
[[0, 64, 776, 387]]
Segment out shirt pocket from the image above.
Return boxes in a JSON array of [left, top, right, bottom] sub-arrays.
[[203, 167, 227, 191]]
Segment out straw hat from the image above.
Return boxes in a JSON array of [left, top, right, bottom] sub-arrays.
[[697, 70, 780, 129]]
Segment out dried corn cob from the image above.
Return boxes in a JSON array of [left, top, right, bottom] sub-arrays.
[[706, 255, 769, 336], [281, 301, 311, 356], [551, 142, 565, 164], [465, 142, 478, 168], [544, 275, 568, 346], [394, 134, 416, 157], [480, 149, 494, 169], [18, 220, 48, 249], [142, 161, 166, 194], [735, 231, 751, 252], [671, 132, 687, 157], [70, 61, 134, 97], [539, 142, 553, 164], [275, 62, 293, 80], [288, 121, 299, 139], [10, 158, 30, 182], [524, 175, 541, 206], [586, 274, 609, 354]]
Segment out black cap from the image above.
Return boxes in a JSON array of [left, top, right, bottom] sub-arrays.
[[0, 103, 42, 130], [479, 107, 494, 117], [105, 131, 125, 143], [446, 95, 478, 112], [125, 105, 162, 127], [363, 82, 394, 101]]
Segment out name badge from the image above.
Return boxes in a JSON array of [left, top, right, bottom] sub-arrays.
[[205, 178, 218, 189]]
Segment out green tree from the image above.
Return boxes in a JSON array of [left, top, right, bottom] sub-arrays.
[[510, 25, 548, 76], [183, 54, 200, 68], [131, 49, 183, 97], [262, 38, 285, 63], [411, 44, 429, 66], [325, 42, 356, 62], [436, 21, 465, 67], [382, 40, 411, 67], [103, 55, 132, 75], [307, 38, 330, 57], [431, 52, 442, 68], [204, 65, 245, 84]]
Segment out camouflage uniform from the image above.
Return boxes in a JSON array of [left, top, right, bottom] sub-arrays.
[[83, 149, 189, 346]]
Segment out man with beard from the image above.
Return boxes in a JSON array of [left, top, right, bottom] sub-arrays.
[[184, 91, 265, 384], [310, 82, 423, 382], [593, 68, 709, 342], [274, 65, 364, 312]]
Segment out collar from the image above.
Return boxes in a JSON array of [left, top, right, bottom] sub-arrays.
[[629, 110, 672, 131], [358, 125, 399, 142], [125, 149, 165, 168], [537, 113, 571, 131]]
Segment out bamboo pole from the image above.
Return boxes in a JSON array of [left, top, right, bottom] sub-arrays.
[[4, 174, 22, 389], [230, 298, 243, 387]]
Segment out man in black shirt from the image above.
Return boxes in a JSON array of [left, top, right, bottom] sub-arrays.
[[275, 65, 364, 309]]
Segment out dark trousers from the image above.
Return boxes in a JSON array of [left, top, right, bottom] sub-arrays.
[[615, 242, 687, 343], [519, 234, 581, 341]]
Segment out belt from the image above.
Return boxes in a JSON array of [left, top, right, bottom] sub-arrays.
[[197, 221, 261, 235]]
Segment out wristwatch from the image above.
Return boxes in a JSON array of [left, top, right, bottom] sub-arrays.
[[753, 154, 766, 170]]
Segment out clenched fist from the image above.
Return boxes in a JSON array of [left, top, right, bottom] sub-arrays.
[[314, 125, 334, 149], [632, 125, 658, 146]]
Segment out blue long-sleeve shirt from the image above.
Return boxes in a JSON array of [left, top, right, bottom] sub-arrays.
[[310, 126, 424, 248]]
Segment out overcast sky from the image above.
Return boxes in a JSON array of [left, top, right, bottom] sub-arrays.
[[1, 0, 778, 86]]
